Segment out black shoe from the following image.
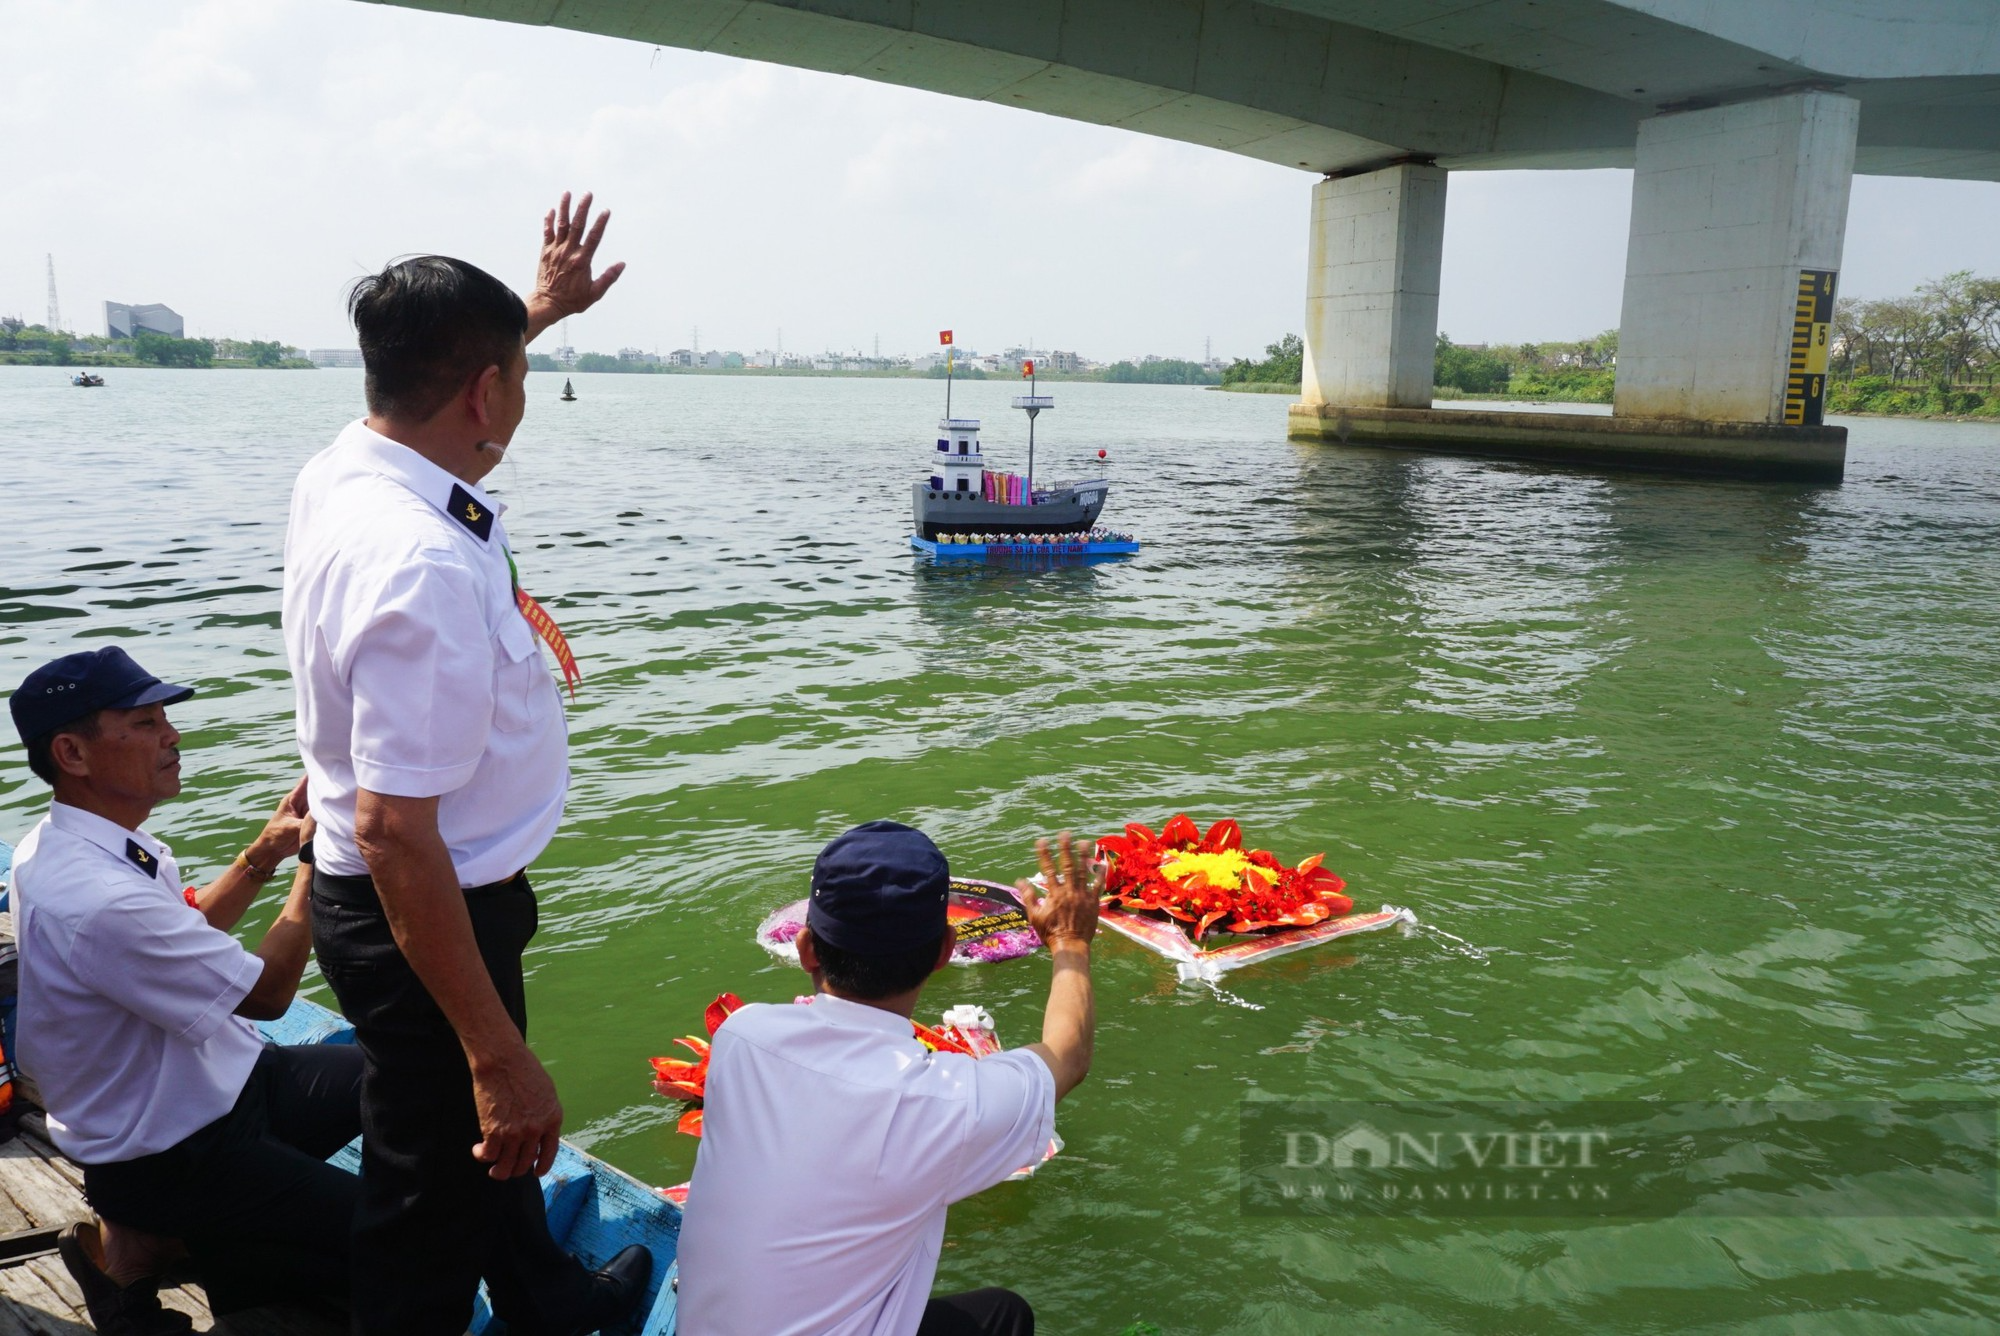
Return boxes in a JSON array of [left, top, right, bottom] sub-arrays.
[[56, 1222, 194, 1336], [570, 1243, 654, 1335]]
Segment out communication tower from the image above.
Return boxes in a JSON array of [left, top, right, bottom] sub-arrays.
[[45, 254, 61, 333]]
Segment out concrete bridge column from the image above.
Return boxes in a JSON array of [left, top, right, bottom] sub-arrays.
[[1300, 162, 1447, 409], [1614, 91, 1861, 425], [1291, 95, 1853, 480]]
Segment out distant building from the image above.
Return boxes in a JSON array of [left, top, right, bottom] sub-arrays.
[[1, 316, 23, 336], [104, 302, 184, 339], [309, 348, 365, 368], [1048, 349, 1083, 373], [701, 350, 725, 370]]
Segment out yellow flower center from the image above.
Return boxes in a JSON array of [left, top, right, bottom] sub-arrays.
[[1159, 848, 1251, 890]]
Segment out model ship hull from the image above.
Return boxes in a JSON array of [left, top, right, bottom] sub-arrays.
[[912, 482, 1108, 540]]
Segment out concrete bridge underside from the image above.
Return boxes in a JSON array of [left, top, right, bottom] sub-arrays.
[[375, 0, 2000, 480]]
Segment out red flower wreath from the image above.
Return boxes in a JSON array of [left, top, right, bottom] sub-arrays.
[[1095, 814, 1353, 941], [651, 993, 976, 1138]]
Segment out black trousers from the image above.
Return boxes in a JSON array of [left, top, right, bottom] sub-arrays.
[[82, 1042, 363, 1313], [918, 1288, 1035, 1336], [311, 871, 592, 1336]]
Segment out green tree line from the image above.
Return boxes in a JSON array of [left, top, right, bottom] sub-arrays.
[[1433, 330, 1619, 402], [1221, 330, 1617, 401], [1222, 334, 1302, 387], [1, 324, 309, 369], [1830, 270, 2000, 416], [1226, 268, 2000, 418]]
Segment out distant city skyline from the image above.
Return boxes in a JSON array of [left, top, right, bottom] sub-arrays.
[[3, 0, 1997, 363]]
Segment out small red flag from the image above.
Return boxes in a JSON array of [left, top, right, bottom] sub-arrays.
[[939, 330, 953, 345], [1022, 359, 1034, 377]]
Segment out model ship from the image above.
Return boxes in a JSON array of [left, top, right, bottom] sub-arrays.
[[910, 357, 1133, 555]]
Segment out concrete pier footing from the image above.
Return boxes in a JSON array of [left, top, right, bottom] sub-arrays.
[[1286, 404, 1845, 482]]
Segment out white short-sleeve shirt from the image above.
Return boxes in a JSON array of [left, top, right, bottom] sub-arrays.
[[675, 995, 1057, 1336], [9, 803, 266, 1164], [282, 421, 567, 886]]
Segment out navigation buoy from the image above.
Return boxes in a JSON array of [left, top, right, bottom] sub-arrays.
[[1098, 449, 1107, 458]]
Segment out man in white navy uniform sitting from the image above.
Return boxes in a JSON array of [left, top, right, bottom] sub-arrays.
[[677, 821, 1103, 1336], [7, 647, 357, 1335], [283, 194, 648, 1336]]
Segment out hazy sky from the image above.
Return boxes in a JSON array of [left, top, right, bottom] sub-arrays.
[[4, 0, 1997, 362]]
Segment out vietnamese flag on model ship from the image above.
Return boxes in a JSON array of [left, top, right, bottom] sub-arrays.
[[939, 330, 952, 345], [1022, 360, 1034, 377]]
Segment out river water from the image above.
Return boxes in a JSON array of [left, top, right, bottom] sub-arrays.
[[3, 366, 1998, 1333]]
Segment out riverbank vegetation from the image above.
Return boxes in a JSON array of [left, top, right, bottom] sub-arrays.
[[0, 325, 312, 369], [1221, 270, 2000, 418], [1828, 270, 2000, 416], [1221, 334, 1303, 389], [530, 352, 1219, 385]]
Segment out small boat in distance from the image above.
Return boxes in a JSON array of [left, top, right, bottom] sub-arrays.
[[560, 378, 577, 401], [70, 372, 104, 387]]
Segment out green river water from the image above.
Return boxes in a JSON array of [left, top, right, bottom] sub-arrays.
[[3, 366, 1997, 1332]]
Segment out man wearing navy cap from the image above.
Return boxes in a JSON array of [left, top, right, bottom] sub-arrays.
[[7, 647, 359, 1335], [676, 821, 1102, 1336]]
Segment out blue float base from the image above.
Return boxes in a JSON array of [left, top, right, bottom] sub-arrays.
[[911, 535, 1140, 560]]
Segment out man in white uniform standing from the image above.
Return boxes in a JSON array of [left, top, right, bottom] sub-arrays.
[[282, 194, 645, 1336], [676, 823, 1101, 1336]]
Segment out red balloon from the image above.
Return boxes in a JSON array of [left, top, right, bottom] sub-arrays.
[[1097, 449, 1107, 458]]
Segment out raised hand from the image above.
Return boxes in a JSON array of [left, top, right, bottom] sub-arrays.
[[526, 190, 626, 341], [1015, 831, 1102, 950]]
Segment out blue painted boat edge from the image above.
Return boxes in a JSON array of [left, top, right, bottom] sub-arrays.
[[910, 535, 1141, 557], [259, 996, 683, 1336]]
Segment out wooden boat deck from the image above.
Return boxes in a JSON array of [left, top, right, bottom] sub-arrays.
[[0, 1108, 345, 1335]]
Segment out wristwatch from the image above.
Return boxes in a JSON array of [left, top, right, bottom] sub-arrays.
[[299, 838, 315, 867]]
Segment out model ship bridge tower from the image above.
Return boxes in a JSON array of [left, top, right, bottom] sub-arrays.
[[931, 417, 985, 498]]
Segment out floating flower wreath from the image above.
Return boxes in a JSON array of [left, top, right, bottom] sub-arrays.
[[651, 993, 980, 1138], [649, 992, 743, 1137], [1096, 814, 1352, 941]]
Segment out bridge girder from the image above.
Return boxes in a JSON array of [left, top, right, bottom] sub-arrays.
[[373, 0, 2000, 180]]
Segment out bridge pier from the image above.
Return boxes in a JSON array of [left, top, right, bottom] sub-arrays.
[[1299, 161, 1447, 410], [1291, 93, 1855, 482], [1614, 91, 1858, 427]]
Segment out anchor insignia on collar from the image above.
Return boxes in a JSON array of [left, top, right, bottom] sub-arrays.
[[125, 839, 159, 878], [447, 484, 494, 542]]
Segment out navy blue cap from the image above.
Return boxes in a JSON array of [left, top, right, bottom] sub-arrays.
[[10, 648, 195, 746], [807, 820, 951, 955]]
